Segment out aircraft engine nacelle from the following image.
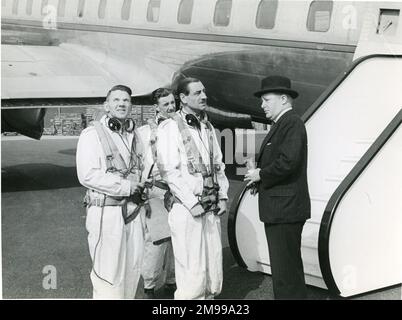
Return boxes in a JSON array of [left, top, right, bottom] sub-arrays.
[[1, 107, 46, 140]]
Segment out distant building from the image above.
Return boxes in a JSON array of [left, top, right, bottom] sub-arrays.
[[48, 113, 81, 136], [44, 105, 155, 136]]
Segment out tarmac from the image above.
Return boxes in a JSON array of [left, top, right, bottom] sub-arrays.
[[1, 135, 401, 299]]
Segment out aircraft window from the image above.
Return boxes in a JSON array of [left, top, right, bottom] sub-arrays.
[[41, 0, 48, 16], [77, 0, 85, 18], [377, 9, 400, 36], [256, 0, 278, 29], [214, 0, 232, 27], [58, 0, 66, 17], [98, 0, 106, 19], [177, 0, 193, 24], [147, 0, 161, 22], [121, 0, 132, 20], [26, 0, 33, 15], [12, 0, 18, 15], [307, 0, 333, 32]]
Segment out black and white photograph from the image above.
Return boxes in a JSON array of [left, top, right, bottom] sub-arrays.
[[1, 0, 402, 303]]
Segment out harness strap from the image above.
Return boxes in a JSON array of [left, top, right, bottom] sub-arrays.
[[149, 120, 159, 163], [205, 121, 217, 183], [89, 122, 145, 225], [172, 114, 209, 176], [86, 197, 127, 207], [93, 121, 128, 172], [154, 181, 169, 190]]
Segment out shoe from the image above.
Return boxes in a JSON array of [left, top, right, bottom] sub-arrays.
[[144, 288, 155, 299], [164, 283, 177, 294]]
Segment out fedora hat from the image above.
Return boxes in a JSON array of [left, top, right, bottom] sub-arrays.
[[254, 75, 299, 99]]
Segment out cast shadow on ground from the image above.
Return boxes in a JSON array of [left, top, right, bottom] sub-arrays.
[[143, 247, 265, 300], [218, 247, 265, 299], [2, 163, 80, 192]]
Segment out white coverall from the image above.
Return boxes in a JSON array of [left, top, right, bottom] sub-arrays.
[[137, 124, 175, 290], [156, 114, 229, 300], [76, 116, 145, 299]]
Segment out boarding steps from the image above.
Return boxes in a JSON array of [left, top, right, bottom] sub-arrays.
[[302, 137, 375, 287], [299, 51, 402, 295], [229, 54, 402, 297]]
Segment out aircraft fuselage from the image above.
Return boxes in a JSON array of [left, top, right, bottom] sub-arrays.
[[2, 0, 377, 137]]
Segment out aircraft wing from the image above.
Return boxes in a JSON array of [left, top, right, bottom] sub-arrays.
[[1, 44, 120, 139], [1, 44, 255, 138], [1, 44, 117, 99]]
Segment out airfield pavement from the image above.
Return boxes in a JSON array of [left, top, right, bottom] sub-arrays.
[[1, 135, 400, 300]]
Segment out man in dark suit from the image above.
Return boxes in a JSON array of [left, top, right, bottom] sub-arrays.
[[244, 75, 311, 299]]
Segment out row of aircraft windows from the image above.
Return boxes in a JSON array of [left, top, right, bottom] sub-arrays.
[[9, 0, 334, 32]]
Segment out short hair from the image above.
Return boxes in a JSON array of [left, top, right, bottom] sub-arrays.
[[106, 85, 132, 100], [176, 77, 201, 96], [152, 87, 174, 105], [285, 94, 293, 105]]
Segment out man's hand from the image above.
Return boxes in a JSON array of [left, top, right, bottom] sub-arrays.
[[190, 203, 205, 217], [216, 199, 227, 216], [128, 175, 153, 195], [244, 168, 261, 187]]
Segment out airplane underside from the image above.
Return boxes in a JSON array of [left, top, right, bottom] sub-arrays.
[[174, 46, 353, 120], [1, 20, 354, 138]]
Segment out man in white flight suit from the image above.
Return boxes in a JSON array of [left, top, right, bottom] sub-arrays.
[[156, 78, 229, 300], [138, 88, 176, 299], [76, 85, 146, 299]]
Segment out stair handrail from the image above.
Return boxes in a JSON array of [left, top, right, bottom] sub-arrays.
[[318, 108, 402, 295], [302, 54, 402, 123], [228, 54, 402, 275]]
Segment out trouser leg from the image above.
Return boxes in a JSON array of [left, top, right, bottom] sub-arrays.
[[123, 213, 145, 299], [86, 207, 144, 299], [86, 206, 126, 299], [165, 241, 176, 285], [264, 222, 307, 300], [142, 225, 168, 289], [205, 212, 223, 299], [168, 204, 206, 300]]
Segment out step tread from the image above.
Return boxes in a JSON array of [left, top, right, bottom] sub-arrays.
[[303, 260, 322, 278], [305, 218, 321, 225], [310, 194, 331, 202], [354, 139, 375, 144], [326, 174, 345, 182], [256, 259, 322, 278], [340, 155, 361, 162]]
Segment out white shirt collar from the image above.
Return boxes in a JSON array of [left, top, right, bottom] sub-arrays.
[[273, 107, 292, 123]]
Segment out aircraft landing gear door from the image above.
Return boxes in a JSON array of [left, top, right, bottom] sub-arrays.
[[377, 9, 399, 36]]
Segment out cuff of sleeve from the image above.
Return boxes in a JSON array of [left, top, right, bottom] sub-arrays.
[[218, 193, 228, 201], [121, 179, 132, 197]]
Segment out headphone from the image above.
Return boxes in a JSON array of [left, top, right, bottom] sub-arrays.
[[107, 117, 135, 133], [185, 110, 207, 130], [185, 114, 201, 130]]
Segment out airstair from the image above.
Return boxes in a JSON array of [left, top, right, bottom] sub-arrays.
[[229, 54, 402, 297]]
